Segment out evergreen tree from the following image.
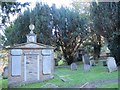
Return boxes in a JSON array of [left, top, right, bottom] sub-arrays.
[[4, 3, 88, 65], [90, 2, 120, 65]]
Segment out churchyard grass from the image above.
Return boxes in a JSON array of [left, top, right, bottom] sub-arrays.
[[1, 79, 8, 88], [97, 83, 118, 88], [1, 61, 119, 88]]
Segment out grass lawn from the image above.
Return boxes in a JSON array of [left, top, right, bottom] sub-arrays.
[[1, 79, 8, 88], [1, 61, 119, 88], [97, 83, 119, 88]]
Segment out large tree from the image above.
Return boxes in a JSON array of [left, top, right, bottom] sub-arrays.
[[90, 2, 120, 64], [4, 9, 30, 45], [4, 3, 88, 65], [71, 0, 102, 60], [50, 5, 88, 65]]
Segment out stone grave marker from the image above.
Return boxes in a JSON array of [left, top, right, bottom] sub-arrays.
[[60, 77, 70, 82], [59, 75, 71, 82], [70, 63, 77, 70], [82, 54, 91, 72], [82, 54, 90, 65], [3, 66, 8, 79], [107, 57, 117, 72], [83, 64, 90, 72]]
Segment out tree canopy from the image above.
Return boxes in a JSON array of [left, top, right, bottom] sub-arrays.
[[0, 1, 29, 27], [4, 3, 88, 65], [90, 2, 120, 64], [3, 1, 120, 65]]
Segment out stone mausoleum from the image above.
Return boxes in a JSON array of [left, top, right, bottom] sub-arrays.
[[7, 24, 54, 87]]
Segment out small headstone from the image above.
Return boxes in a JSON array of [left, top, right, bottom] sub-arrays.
[[60, 77, 70, 82], [84, 64, 90, 72], [70, 63, 77, 70], [90, 60, 96, 66], [82, 54, 90, 65], [59, 75, 71, 82], [107, 57, 117, 72], [3, 66, 8, 79], [82, 54, 91, 72]]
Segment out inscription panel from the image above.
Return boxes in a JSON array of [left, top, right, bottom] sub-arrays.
[[12, 56, 21, 76], [43, 56, 51, 74], [26, 54, 38, 81]]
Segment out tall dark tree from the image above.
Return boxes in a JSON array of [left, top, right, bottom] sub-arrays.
[[51, 5, 88, 65], [90, 2, 120, 64], [71, 1, 102, 60], [33, 3, 53, 45], [4, 9, 30, 45], [4, 3, 88, 65]]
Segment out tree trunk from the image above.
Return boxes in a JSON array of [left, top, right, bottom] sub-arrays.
[[66, 56, 74, 65], [61, 48, 74, 65], [63, 53, 74, 65]]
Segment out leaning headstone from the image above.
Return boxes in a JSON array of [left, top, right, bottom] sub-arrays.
[[107, 57, 117, 72], [3, 66, 8, 79], [70, 63, 77, 70]]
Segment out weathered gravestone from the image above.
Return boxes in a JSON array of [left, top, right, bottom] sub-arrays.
[[107, 57, 117, 72], [83, 64, 90, 72], [59, 75, 71, 82], [82, 54, 90, 72], [70, 63, 77, 70], [82, 54, 90, 65], [60, 77, 70, 82], [2, 66, 8, 79]]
